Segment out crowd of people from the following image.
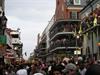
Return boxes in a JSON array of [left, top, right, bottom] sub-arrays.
[[0, 56, 100, 75]]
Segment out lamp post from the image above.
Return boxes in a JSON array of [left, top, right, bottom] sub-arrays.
[[75, 34, 80, 56], [0, 11, 7, 35], [0, 10, 7, 65], [1, 13, 7, 34]]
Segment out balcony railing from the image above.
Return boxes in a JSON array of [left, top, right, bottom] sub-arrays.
[[49, 37, 82, 51], [81, 8, 100, 31], [65, 0, 84, 6], [49, 40, 72, 50], [50, 24, 76, 38], [38, 50, 47, 56]]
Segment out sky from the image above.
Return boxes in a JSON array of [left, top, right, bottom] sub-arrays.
[[5, 0, 56, 59]]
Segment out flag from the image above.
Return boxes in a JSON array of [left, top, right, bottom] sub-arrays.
[[93, 16, 97, 26], [78, 23, 82, 34], [25, 52, 27, 56], [93, 17, 97, 26], [74, 27, 77, 36]]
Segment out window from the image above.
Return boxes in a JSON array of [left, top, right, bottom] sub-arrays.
[[70, 11, 78, 19], [74, 0, 81, 5], [66, 0, 74, 5]]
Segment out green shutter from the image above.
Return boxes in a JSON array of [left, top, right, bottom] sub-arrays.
[[0, 35, 6, 45]]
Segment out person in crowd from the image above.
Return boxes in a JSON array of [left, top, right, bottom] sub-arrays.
[[26, 64, 31, 75], [78, 62, 87, 75], [16, 64, 28, 75], [48, 60, 56, 75], [33, 73, 44, 75], [7, 66, 16, 75], [85, 64, 100, 75], [52, 65, 64, 75], [63, 63, 80, 75], [0, 63, 5, 75], [30, 60, 46, 75]]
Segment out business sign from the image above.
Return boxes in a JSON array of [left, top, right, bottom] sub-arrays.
[[74, 50, 81, 55], [0, 35, 6, 45], [74, 0, 81, 5]]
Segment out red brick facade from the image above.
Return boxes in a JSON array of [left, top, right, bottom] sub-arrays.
[[55, 0, 82, 21], [55, 0, 66, 20]]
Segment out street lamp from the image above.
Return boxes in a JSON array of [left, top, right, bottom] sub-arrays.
[[76, 35, 80, 39], [0, 8, 7, 64], [14, 47, 18, 51], [1, 14, 7, 34], [0, 11, 7, 35], [75, 34, 81, 57], [2, 14, 7, 26]]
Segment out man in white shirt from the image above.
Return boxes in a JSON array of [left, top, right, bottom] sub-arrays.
[[16, 65, 28, 75]]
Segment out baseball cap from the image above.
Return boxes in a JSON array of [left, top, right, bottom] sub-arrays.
[[33, 73, 44, 75], [66, 63, 77, 71], [63, 63, 77, 73]]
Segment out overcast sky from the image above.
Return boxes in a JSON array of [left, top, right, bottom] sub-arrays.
[[5, 0, 55, 59]]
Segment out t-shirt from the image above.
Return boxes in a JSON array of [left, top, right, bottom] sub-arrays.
[[16, 69, 27, 75], [79, 68, 87, 75]]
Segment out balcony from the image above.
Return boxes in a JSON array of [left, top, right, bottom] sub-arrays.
[[49, 34, 82, 52], [49, 39, 74, 50], [81, 8, 100, 32], [50, 21, 79, 39], [12, 38, 21, 44], [50, 32, 74, 41], [65, 0, 84, 6], [38, 42, 46, 49]]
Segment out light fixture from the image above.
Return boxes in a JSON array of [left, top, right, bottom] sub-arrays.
[[76, 35, 80, 39], [14, 47, 18, 50]]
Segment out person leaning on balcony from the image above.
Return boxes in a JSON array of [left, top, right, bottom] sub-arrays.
[[93, 13, 97, 26], [95, 4, 100, 24], [88, 12, 94, 26], [81, 18, 87, 30], [62, 38, 67, 47], [56, 40, 60, 47]]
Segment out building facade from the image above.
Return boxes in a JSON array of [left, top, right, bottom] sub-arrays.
[[34, 16, 55, 62], [80, 0, 100, 60], [48, 0, 84, 62], [10, 29, 23, 58], [4, 28, 23, 64], [4, 28, 15, 64], [35, 0, 87, 62]]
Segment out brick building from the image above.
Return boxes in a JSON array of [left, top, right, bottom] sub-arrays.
[[35, 0, 86, 62]]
